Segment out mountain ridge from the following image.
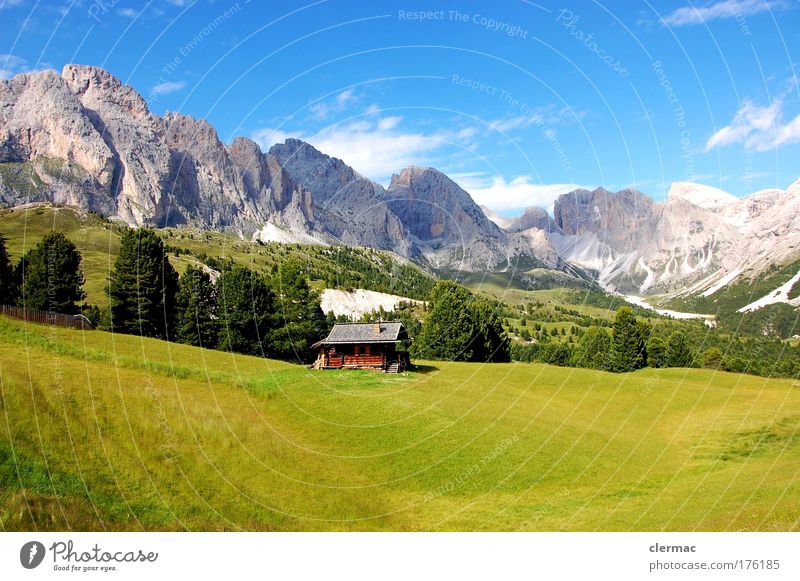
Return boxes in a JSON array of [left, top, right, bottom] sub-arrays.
[[1, 65, 799, 303]]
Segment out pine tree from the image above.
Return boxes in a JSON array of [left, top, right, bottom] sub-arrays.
[[269, 257, 326, 362], [18, 232, 85, 314], [0, 234, 18, 305], [610, 307, 649, 372], [572, 326, 612, 370], [469, 298, 511, 362], [666, 330, 694, 367], [411, 281, 509, 362], [701, 347, 725, 369], [108, 228, 178, 339], [411, 281, 477, 361], [646, 335, 668, 368], [175, 265, 218, 348], [216, 264, 274, 356]]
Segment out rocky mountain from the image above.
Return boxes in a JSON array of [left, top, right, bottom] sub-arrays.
[[0, 65, 519, 269], [1, 64, 798, 302], [384, 166, 510, 268], [0, 65, 315, 235], [544, 180, 800, 296]]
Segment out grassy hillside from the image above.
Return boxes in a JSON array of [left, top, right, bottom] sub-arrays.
[[661, 259, 800, 339], [1, 316, 798, 531], [0, 205, 435, 307]]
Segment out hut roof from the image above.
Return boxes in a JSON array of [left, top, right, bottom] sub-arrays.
[[312, 321, 407, 347]]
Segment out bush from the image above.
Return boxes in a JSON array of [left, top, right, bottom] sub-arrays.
[[701, 347, 725, 369]]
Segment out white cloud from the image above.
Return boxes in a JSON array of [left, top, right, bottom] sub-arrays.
[[486, 106, 585, 135], [151, 80, 186, 95], [251, 127, 303, 148], [118, 8, 138, 18], [454, 173, 583, 214], [252, 115, 450, 182], [335, 89, 356, 107], [662, 0, 782, 26], [377, 116, 402, 131], [0, 54, 26, 79], [310, 120, 448, 181], [488, 115, 543, 133], [310, 89, 360, 120], [0, 54, 53, 80], [705, 97, 800, 152]]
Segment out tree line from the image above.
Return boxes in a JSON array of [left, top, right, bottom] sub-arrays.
[[0, 229, 331, 362], [511, 305, 800, 377]]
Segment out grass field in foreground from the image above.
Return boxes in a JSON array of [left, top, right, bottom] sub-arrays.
[[0, 316, 798, 531]]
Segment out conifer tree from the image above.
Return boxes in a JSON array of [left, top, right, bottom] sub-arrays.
[[175, 264, 218, 347], [646, 335, 668, 368], [573, 326, 612, 370], [216, 264, 273, 356], [0, 234, 18, 305], [18, 232, 85, 314], [269, 257, 326, 362], [666, 330, 694, 367], [108, 228, 178, 339], [610, 307, 649, 372]]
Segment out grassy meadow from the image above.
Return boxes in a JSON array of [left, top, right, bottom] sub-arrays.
[[1, 316, 798, 531]]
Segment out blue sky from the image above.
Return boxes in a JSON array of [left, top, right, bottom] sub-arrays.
[[1, 0, 799, 215]]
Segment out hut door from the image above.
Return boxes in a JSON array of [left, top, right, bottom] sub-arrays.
[[364, 345, 371, 356]]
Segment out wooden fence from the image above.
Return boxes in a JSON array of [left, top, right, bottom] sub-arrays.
[[0, 304, 94, 330]]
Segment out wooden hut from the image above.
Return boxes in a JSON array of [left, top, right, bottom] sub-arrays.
[[312, 321, 409, 373]]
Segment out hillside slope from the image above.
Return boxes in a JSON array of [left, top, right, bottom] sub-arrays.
[[1, 317, 798, 531]]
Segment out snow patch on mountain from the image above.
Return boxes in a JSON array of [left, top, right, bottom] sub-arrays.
[[701, 267, 744, 297], [320, 288, 422, 319], [737, 269, 800, 313], [624, 295, 715, 320], [254, 222, 328, 246]]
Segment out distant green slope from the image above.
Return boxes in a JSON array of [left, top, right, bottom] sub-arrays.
[[1, 316, 798, 531], [0, 204, 436, 306], [662, 259, 800, 339]]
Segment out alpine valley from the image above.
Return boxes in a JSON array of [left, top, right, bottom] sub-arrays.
[[2, 64, 799, 309]]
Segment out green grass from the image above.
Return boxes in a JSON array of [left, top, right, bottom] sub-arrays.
[[1, 316, 798, 531], [0, 205, 435, 308]]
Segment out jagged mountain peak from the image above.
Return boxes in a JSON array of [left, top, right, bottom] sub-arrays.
[[480, 205, 513, 230], [390, 165, 439, 183], [666, 181, 738, 209], [2, 66, 800, 298], [389, 166, 482, 208], [787, 177, 800, 196], [509, 206, 562, 234], [61, 64, 151, 118]]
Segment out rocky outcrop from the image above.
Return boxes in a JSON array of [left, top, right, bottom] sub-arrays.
[[546, 181, 800, 294], [554, 187, 655, 252], [385, 166, 510, 269], [270, 138, 410, 255], [506, 206, 561, 234], [1, 65, 799, 297], [61, 64, 171, 225], [0, 69, 116, 213]]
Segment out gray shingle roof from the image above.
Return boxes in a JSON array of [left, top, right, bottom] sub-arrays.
[[313, 321, 407, 346]]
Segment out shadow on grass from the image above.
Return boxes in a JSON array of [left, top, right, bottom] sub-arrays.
[[408, 364, 439, 375]]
